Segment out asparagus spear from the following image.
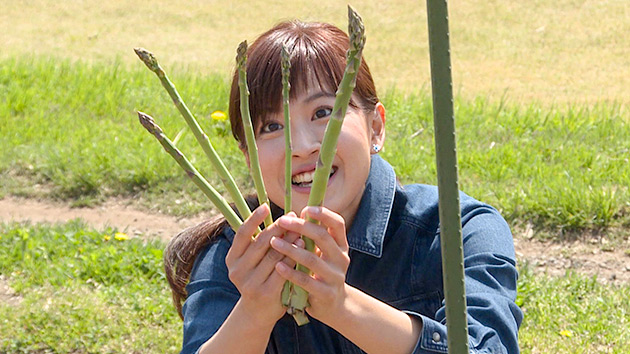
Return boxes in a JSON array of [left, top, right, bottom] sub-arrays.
[[134, 48, 256, 231], [280, 44, 294, 307], [236, 41, 274, 228], [426, 0, 470, 352], [287, 5, 366, 325], [281, 45, 293, 219], [137, 111, 242, 231]]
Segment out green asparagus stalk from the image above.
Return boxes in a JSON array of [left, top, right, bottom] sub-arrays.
[[137, 111, 242, 231], [287, 5, 366, 325], [236, 41, 274, 228], [280, 44, 294, 307], [134, 48, 256, 232], [426, 0, 470, 352], [281, 45, 293, 218]]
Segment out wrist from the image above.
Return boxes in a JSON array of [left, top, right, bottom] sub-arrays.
[[320, 286, 424, 354], [321, 284, 360, 330], [233, 298, 279, 331], [199, 299, 276, 354]]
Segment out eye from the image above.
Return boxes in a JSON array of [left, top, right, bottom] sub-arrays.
[[314, 107, 332, 120], [261, 122, 283, 133]]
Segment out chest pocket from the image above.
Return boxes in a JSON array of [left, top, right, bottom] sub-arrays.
[[388, 291, 443, 319]]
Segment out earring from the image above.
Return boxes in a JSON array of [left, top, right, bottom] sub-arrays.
[[372, 144, 381, 153]]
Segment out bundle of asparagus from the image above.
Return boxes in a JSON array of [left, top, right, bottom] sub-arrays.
[[135, 5, 365, 326]]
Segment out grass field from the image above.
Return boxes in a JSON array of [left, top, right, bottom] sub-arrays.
[[0, 222, 180, 353], [1, 222, 628, 353], [1, 0, 628, 106], [1, 57, 628, 232]]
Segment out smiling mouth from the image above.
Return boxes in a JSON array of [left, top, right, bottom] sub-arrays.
[[292, 166, 338, 188]]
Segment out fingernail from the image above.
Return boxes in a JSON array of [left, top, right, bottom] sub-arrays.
[[277, 216, 291, 225], [255, 203, 268, 216], [270, 236, 284, 248], [307, 206, 321, 215], [276, 262, 289, 272]]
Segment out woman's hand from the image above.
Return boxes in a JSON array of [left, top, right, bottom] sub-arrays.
[[224, 203, 303, 328], [270, 206, 351, 323]]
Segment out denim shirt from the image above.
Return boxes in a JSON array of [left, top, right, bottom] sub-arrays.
[[181, 155, 523, 354]]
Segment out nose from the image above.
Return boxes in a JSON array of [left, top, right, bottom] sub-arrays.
[[290, 123, 321, 158]]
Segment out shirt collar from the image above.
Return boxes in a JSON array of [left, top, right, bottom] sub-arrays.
[[346, 155, 396, 258]]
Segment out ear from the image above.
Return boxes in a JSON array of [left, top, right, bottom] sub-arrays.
[[370, 102, 386, 153]]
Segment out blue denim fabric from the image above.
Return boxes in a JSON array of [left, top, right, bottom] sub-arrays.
[[181, 155, 523, 354]]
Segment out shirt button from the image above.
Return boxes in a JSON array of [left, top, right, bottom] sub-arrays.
[[432, 332, 441, 342]]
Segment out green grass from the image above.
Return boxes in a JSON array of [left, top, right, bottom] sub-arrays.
[[384, 92, 630, 231], [0, 56, 247, 215], [1, 57, 629, 233], [518, 267, 630, 353], [1, 221, 628, 353], [0, 221, 180, 353]]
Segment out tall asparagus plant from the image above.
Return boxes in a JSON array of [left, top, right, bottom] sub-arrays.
[[134, 48, 256, 232], [236, 41, 274, 228], [284, 5, 366, 325], [426, 0, 470, 353]]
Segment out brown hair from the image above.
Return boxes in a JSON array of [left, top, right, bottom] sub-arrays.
[[229, 20, 379, 149], [164, 20, 380, 319]]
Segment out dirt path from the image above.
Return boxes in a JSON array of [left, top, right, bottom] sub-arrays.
[[0, 197, 205, 241], [513, 233, 630, 284], [1, 197, 629, 285]]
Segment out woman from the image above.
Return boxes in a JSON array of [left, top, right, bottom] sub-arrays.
[[165, 20, 523, 354]]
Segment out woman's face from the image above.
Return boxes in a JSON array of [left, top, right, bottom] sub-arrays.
[[252, 82, 385, 227]]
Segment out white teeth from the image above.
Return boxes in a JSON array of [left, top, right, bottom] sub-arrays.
[[292, 170, 315, 184], [292, 167, 337, 186]]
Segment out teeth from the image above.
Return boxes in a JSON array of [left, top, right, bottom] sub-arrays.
[[292, 167, 337, 186], [292, 170, 315, 184]]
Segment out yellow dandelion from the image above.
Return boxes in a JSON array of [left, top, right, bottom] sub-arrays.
[[211, 110, 227, 121], [114, 232, 129, 241], [103, 235, 111, 241], [559, 330, 573, 338]]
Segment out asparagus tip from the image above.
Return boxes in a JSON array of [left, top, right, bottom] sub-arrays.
[[236, 40, 248, 67], [134, 47, 160, 72], [137, 111, 162, 135], [281, 44, 291, 79], [347, 5, 366, 52]]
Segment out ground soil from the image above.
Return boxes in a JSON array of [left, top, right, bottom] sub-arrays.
[[0, 197, 205, 241], [1, 196, 629, 304]]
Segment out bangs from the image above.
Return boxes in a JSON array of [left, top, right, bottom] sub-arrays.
[[229, 21, 377, 148], [249, 24, 347, 128]]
